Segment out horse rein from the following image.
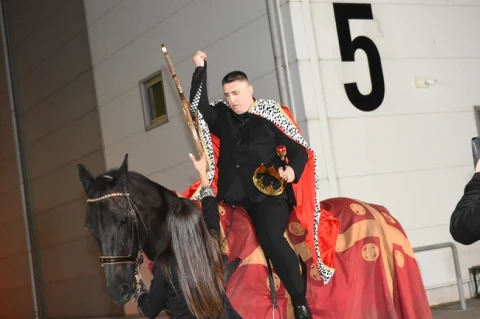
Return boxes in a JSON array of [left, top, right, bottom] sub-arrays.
[[86, 190, 148, 278], [87, 187, 237, 302]]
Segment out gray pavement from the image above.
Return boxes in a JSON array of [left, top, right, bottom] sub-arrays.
[[432, 298, 480, 319]]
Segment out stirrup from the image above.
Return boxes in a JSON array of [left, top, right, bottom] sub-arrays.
[[272, 303, 284, 319]]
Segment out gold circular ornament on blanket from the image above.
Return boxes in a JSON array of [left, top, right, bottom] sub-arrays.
[[362, 243, 379, 262], [266, 273, 281, 291], [381, 211, 396, 224], [350, 203, 366, 215], [288, 222, 306, 236], [395, 251, 405, 268]]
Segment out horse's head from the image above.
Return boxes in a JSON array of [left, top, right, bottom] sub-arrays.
[[77, 154, 150, 305]]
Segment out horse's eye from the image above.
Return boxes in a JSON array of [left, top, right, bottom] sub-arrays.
[[120, 217, 129, 225]]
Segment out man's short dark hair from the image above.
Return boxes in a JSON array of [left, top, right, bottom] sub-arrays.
[[222, 71, 248, 85]]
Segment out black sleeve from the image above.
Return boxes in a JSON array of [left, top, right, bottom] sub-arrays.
[[450, 173, 480, 245], [137, 261, 168, 318], [272, 124, 308, 183], [189, 62, 221, 135], [201, 193, 220, 234]]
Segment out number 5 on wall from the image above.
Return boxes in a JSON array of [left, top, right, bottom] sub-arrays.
[[333, 3, 385, 112]]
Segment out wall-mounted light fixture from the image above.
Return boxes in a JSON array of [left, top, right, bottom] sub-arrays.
[[414, 76, 437, 88]]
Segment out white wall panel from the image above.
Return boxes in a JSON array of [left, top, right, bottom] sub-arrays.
[[88, 0, 193, 66], [330, 112, 475, 178], [309, 0, 480, 5], [290, 0, 480, 306], [14, 1, 84, 80], [18, 31, 92, 112], [90, 0, 269, 107], [83, 0, 122, 26], [104, 131, 153, 175], [99, 87, 146, 148], [311, 3, 480, 60], [321, 58, 480, 119], [22, 70, 98, 145]]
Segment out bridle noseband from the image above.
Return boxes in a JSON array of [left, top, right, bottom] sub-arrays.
[[86, 190, 147, 277]]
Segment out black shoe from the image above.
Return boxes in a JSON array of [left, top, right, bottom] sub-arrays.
[[294, 304, 313, 319]]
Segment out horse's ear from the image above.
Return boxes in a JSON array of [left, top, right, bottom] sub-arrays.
[[119, 153, 129, 175], [78, 164, 94, 194]]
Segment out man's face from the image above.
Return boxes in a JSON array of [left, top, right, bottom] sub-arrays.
[[223, 80, 254, 114]]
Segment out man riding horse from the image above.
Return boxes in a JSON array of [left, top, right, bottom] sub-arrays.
[[183, 50, 339, 319], [77, 45, 434, 319]]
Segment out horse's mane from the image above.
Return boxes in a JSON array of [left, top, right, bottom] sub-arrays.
[[89, 167, 176, 200], [85, 167, 180, 235]]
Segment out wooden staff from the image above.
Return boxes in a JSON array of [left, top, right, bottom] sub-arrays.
[[161, 44, 204, 158]]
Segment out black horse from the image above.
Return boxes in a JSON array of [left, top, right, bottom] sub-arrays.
[[78, 154, 241, 306], [78, 154, 434, 318], [78, 154, 177, 305]]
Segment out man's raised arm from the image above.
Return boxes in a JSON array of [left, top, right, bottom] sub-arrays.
[[189, 51, 220, 135]]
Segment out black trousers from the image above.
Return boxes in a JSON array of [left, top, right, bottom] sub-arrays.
[[229, 196, 305, 301]]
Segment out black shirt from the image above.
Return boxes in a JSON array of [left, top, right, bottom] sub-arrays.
[[222, 111, 251, 204], [450, 172, 480, 245]]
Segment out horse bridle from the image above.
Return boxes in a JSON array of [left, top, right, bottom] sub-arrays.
[[86, 190, 148, 282], [87, 187, 237, 305]]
